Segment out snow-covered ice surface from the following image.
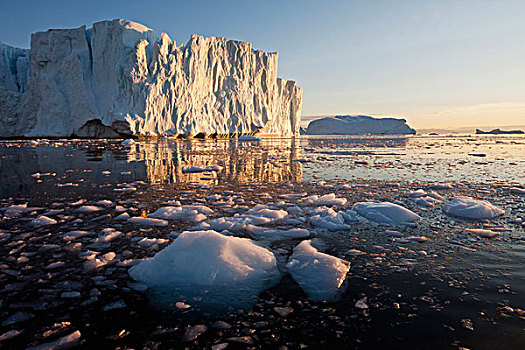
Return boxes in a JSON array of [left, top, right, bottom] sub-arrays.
[[0, 135, 524, 349]]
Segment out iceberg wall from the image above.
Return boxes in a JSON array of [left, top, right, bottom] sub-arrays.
[[305, 115, 416, 135], [0, 19, 302, 138]]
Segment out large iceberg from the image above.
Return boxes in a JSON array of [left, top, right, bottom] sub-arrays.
[[0, 19, 302, 138], [305, 115, 416, 135]]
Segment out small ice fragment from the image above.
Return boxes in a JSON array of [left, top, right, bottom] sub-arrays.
[[355, 297, 369, 309], [26, 330, 81, 350], [305, 193, 347, 206], [465, 228, 499, 238], [2, 312, 35, 326], [76, 205, 102, 213], [238, 135, 261, 141], [114, 212, 130, 220], [182, 325, 207, 341], [121, 139, 135, 145], [127, 217, 168, 227], [29, 216, 57, 227]]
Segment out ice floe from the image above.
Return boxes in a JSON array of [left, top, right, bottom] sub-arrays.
[[148, 205, 213, 223], [304, 193, 347, 206], [309, 207, 358, 231], [353, 202, 420, 226], [29, 216, 57, 227], [442, 197, 504, 220], [127, 217, 168, 226]]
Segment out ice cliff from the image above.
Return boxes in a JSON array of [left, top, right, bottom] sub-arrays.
[[0, 19, 302, 138], [305, 115, 416, 135]]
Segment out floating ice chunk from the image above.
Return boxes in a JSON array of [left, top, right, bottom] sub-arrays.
[[443, 197, 504, 220], [148, 205, 213, 223], [84, 252, 116, 272], [121, 139, 135, 145], [465, 228, 499, 238], [305, 193, 347, 206], [247, 205, 289, 221], [26, 331, 81, 350], [96, 200, 113, 207], [309, 207, 357, 231], [114, 212, 130, 220], [182, 165, 223, 173], [195, 205, 288, 232], [137, 237, 169, 247], [238, 135, 261, 141], [93, 230, 123, 243], [2, 312, 35, 326], [346, 249, 366, 256], [510, 187, 525, 195], [3, 204, 43, 217], [353, 202, 420, 226], [61, 230, 91, 240], [286, 239, 350, 302], [29, 216, 57, 227], [114, 187, 137, 192], [77, 205, 102, 213], [129, 230, 280, 311], [430, 183, 454, 190], [127, 217, 168, 226], [253, 228, 310, 241], [279, 193, 307, 200], [42, 209, 64, 216]]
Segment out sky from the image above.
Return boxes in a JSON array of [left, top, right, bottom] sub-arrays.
[[0, 0, 524, 129]]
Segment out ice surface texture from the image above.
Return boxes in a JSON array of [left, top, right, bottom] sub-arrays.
[[443, 197, 504, 220], [0, 19, 302, 137], [305, 115, 416, 135]]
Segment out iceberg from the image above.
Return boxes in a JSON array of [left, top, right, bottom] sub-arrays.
[[305, 115, 416, 135], [0, 19, 302, 138]]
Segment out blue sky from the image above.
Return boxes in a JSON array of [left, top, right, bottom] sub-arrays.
[[1, 0, 524, 128]]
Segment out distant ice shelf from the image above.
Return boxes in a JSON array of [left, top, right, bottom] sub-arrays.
[[0, 19, 302, 138]]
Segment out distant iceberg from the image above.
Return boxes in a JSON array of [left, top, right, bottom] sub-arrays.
[[475, 128, 524, 135], [305, 115, 416, 135]]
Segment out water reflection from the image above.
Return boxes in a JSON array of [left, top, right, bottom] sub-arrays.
[[127, 139, 302, 185], [0, 138, 302, 198]]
